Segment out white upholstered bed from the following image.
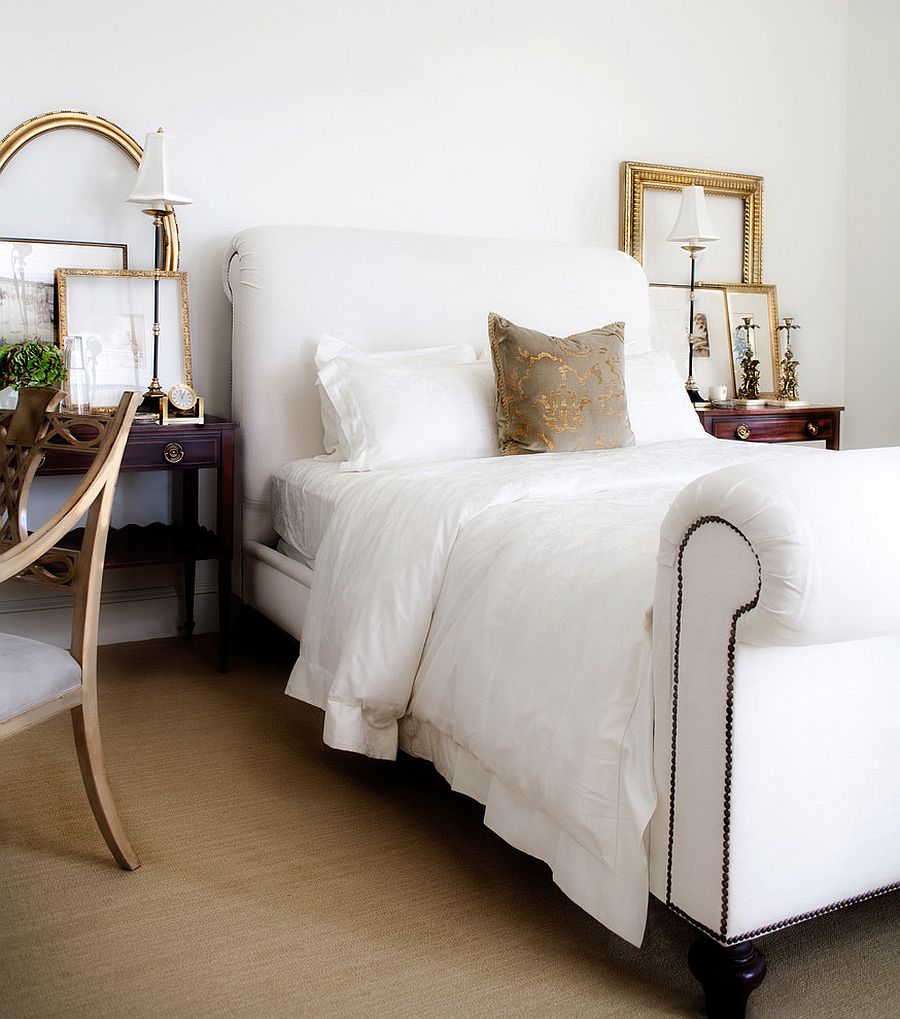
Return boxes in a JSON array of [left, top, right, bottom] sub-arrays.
[[228, 225, 899, 1017]]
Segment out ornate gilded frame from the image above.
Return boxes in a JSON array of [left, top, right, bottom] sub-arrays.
[[700, 282, 781, 397], [57, 268, 192, 412], [620, 162, 764, 284], [0, 111, 180, 271]]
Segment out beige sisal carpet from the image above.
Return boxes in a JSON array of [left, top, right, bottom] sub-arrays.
[[1, 626, 896, 1018]]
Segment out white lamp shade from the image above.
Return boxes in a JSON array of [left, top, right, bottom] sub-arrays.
[[127, 129, 193, 209], [667, 186, 718, 244]]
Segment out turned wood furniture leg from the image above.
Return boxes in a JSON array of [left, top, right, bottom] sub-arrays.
[[71, 701, 140, 871], [182, 468, 199, 640], [218, 558, 231, 672], [184, 560, 196, 640], [688, 935, 766, 1019], [217, 428, 235, 673]]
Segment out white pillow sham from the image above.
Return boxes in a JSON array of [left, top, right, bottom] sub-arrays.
[[315, 335, 479, 456], [317, 350, 498, 471], [624, 349, 707, 445]]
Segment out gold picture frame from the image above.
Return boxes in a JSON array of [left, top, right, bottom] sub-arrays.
[[700, 282, 781, 398], [649, 284, 736, 399], [57, 268, 192, 412], [0, 111, 180, 271], [620, 161, 764, 284]]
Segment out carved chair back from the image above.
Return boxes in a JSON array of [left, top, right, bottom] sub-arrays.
[[0, 390, 140, 670]]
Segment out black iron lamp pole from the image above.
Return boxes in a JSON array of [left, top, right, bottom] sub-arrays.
[[683, 243, 706, 404], [136, 208, 171, 416]]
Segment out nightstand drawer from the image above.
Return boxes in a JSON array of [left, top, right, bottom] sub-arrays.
[[697, 405, 843, 449], [39, 424, 224, 473], [710, 413, 835, 444], [121, 432, 220, 469]]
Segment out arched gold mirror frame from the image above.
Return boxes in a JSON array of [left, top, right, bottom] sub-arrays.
[[0, 111, 180, 270]]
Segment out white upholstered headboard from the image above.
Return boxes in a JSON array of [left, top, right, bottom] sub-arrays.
[[228, 225, 650, 545]]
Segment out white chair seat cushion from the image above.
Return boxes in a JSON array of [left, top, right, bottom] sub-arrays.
[[0, 632, 81, 722]]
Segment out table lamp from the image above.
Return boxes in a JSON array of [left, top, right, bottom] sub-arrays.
[[667, 186, 719, 403], [127, 128, 193, 418]]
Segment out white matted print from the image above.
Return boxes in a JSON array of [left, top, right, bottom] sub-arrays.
[[0, 238, 127, 345], [0, 277, 55, 344], [57, 269, 192, 412], [712, 284, 780, 398], [649, 285, 734, 399]]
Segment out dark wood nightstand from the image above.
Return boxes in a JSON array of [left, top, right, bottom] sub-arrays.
[[695, 405, 843, 450], [39, 415, 238, 670]]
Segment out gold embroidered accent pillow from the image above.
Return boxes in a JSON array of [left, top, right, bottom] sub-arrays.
[[488, 314, 634, 455]]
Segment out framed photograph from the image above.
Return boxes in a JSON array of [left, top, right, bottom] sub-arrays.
[[0, 237, 127, 345], [649, 284, 734, 399], [704, 283, 781, 398], [620, 162, 764, 285], [56, 269, 192, 412]]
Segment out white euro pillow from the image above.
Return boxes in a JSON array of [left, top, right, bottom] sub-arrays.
[[315, 335, 479, 456], [317, 351, 499, 471], [624, 349, 707, 445]]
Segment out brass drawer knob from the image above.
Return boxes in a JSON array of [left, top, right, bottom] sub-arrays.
[[735, 423, 751, 441], [163, 441, 185, 464], [805, 421, 819, 437]]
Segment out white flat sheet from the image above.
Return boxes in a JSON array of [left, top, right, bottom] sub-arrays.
[[272, 457, 366, 560], [285, 437, 796, 945]]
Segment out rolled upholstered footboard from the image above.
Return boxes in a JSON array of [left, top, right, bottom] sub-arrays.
[[650, 448, 900, 946]]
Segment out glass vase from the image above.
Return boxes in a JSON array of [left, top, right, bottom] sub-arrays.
[[63, 335, 90, 413]]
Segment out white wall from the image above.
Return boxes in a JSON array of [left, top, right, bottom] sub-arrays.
[[1, 0, 850, 643], [845, 0, 900, 448]]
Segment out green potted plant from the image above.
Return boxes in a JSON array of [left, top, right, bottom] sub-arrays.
[[0, 340, 68, 432], [0, 340, 67, 391]]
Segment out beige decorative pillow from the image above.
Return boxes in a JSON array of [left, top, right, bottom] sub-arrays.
[[488, 313, 634, 455]]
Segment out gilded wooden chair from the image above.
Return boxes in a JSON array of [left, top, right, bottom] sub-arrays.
[[0, 389, 141, 869]]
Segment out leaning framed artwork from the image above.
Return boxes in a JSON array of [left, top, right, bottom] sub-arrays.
[[56, 268, 192, 412], [649, 284, 734, 399], [0, 237, 127, 345], [620, 162, 764, 285], [702, 283, 781, 398]]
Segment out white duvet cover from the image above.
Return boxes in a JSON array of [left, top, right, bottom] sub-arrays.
[[285, 437, 793, 945]]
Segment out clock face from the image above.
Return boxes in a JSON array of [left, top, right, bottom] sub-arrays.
[[168, 383, 196, 411]]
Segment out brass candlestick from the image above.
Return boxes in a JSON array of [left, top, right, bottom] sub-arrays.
[[776, 318, 801, 402], [736, 316, 761, 400]]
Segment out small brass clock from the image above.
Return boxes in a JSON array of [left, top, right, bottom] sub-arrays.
[[162, 382, 204, 425]]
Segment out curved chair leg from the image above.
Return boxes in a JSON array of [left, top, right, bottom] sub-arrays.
[[71, 703, 140, 870]]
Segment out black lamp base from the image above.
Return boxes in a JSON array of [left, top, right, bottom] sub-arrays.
[[134, 392, 164, 423], [685, 383, 707, 404]]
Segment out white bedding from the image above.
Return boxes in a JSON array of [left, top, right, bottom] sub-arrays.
[[285, 437, 805, 945], [272, 457, 358, 560]]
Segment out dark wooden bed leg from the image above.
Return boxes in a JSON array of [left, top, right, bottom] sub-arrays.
[[688, 935, 767, 1019]]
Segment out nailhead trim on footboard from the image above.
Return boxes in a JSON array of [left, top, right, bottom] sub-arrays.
[[664, 515, 898, 944]]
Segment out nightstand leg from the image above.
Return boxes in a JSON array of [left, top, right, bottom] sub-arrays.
[[184, 561, 196, 640], [218, 558, 231, 672], [182, 468, 199, 641], [217, 429, 236, 673]]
